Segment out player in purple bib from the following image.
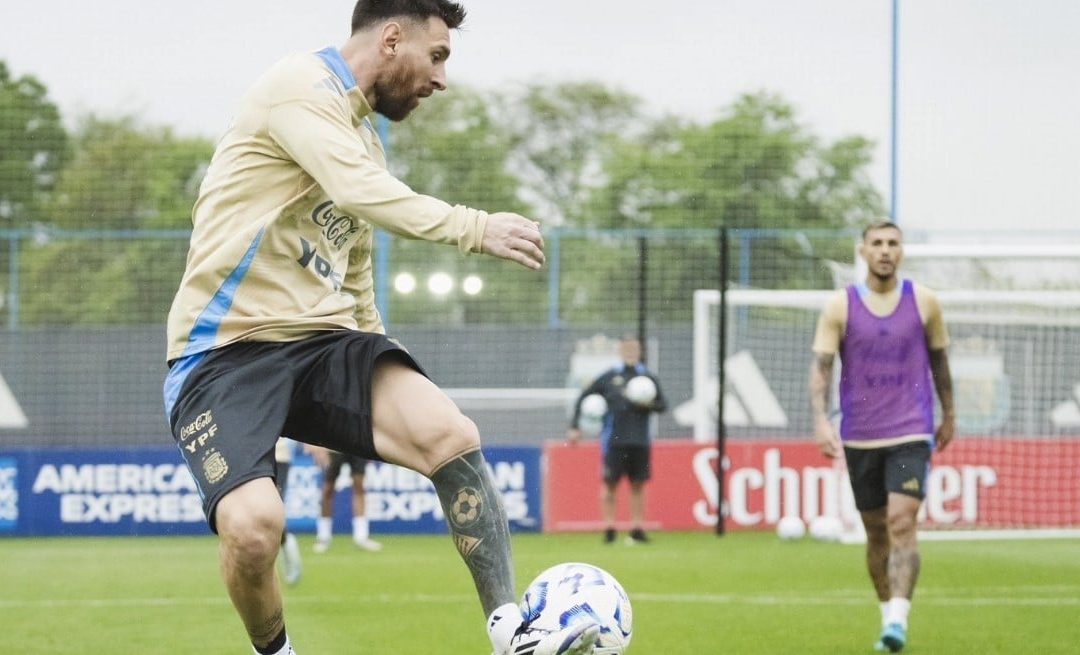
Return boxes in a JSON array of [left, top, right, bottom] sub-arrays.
[[810, 221, 956, 653], [839, 278, 936, 443]]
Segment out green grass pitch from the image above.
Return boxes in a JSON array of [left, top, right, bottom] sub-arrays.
[[1, 531, 1078, 654]]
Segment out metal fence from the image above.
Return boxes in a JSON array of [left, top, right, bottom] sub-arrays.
[[5, 226, 1079, 447]]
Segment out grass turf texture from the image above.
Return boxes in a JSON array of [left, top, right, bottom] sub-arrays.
[[1, 531, 1078, 654]]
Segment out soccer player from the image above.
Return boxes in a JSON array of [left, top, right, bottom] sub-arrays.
[[162, 2, 598, 654], [808, 221, 956, 653], [306, 446, 382, 553], [273, 438, 303, 586], [566, 335, 668, 544]]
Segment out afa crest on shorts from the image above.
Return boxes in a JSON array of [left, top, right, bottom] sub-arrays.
[[202, 449, 229, 485]]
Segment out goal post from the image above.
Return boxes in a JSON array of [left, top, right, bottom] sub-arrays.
[[694, 286, 1080, 535]]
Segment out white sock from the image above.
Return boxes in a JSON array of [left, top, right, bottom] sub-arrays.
[[879, 601, 889, 628], [353, 516, 369, 542], [886, 597, 911, 628], [486, 602, 523, 653], [316, 517, 332, 542]]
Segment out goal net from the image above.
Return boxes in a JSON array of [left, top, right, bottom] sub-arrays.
[[693, 286, 1080, 535]]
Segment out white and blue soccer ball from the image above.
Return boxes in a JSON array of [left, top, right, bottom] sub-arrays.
[[520, 562, 633, 654]]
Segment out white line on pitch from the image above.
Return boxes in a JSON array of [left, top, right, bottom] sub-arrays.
[[1, 591, 1076, 611]]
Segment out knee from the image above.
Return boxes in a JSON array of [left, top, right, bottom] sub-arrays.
[[426, 413, 481, 471], [861, 512, 889, 544], [887, 509, 918, 540], [217, 504, 283, 574]]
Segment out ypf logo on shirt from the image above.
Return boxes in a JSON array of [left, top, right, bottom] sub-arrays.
[[0, 458, 18, 531]]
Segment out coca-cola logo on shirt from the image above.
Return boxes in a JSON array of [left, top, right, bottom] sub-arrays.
[[311, 201, 360, 250]]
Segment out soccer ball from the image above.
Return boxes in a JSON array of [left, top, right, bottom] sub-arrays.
[[520, 562, 633, 654], [776, 515, 806, 541], [808, 515, 843, 542], [581, 393, 608, 418], [578, 393, 608, 436], [624, 376, 657, 406]]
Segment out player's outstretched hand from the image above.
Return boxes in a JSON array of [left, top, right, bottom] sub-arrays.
[[482, 213, 545, 270]]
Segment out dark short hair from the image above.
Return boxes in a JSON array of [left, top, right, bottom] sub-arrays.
[[861, 220, 902, 240], [351, 0, 467, 33]]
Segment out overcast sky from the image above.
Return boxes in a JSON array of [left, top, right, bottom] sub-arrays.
[[2, 0, 1078, 233]]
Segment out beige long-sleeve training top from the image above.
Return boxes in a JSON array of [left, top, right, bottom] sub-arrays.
[[166, 47, 488, 361]]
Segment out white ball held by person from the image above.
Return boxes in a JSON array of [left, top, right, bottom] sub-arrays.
[[624, 376, 657, 406], [579, 393, 608, 436]]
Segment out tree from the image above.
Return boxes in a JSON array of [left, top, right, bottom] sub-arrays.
[[46, 115, 211, 230], [18, 116, 212, 325], [382, 87, 547, 326], [378, 83, 644, 325], [386, 86, 525, 213], [585, 92, 884, 291], [0, 61, 69, 227], [593, 93, 884, 230], [495, 82, 640, 227]]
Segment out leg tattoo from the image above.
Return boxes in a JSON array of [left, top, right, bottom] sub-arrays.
[[247, 606, 284, 647], [866, 539, 892, 600], [862, 511, 891, 600], [887, 545, 921, 599], [431, 449, 515, 615]]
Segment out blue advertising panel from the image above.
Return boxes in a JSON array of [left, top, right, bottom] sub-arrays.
[[0, 445, 541, 537], [0, 457, 19, 532], [284, 445, 542, 535], [0, 447, 209, 537]]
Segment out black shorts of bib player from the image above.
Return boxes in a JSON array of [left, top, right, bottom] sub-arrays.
[[843, 441, 931, 512]]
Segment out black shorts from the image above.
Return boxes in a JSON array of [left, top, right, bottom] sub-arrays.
[[323, 450, 371, 482], [844, 441, 932, 512], [167, 330, 423, 532], [603, 445, 651, 485], [274, 461, 290, 499]]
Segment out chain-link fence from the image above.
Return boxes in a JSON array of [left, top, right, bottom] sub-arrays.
[[6, 224, 1079, 447], [3, 226, 833, 446]]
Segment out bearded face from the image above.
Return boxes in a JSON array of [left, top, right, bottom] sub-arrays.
[[373, 17, 449, 121], [372, 61, 423, 121], [860, 227, 904, 282]]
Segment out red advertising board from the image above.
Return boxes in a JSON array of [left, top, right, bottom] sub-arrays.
[[543, 438, 1080, 532]]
